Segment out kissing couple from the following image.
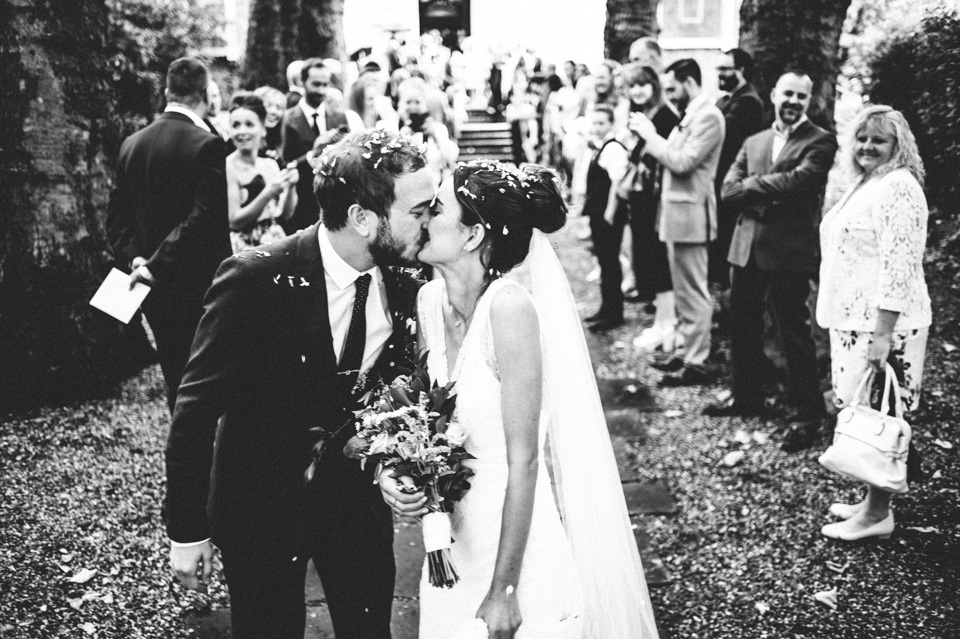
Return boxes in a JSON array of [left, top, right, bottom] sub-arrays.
[[166, 129, 659, 639]]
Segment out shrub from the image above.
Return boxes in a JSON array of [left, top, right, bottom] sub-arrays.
[[866, 9, 960, 217]]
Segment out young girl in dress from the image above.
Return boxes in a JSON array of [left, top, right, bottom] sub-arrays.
[[226, 92, 298, 252]]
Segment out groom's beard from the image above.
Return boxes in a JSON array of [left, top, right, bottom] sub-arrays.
[[369, 222, 421, 268]]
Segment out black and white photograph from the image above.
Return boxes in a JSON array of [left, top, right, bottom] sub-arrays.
[[1, 0, 958, 637]]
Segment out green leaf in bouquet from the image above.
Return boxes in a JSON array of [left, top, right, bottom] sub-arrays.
[[390, 386, 413, 407], [342, 435, 369, 460], [434, 414, 448, 434]]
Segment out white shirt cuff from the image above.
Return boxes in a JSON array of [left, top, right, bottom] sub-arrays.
[[170, 538, 210, 548]]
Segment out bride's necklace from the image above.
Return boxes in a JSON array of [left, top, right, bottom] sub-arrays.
[[451, 303, 476, 328]]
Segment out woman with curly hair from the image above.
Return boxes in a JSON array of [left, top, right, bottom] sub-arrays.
[[817, 105, 931, 541]]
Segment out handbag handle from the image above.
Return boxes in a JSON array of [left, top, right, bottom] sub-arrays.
[[849, 362, 903, 418]]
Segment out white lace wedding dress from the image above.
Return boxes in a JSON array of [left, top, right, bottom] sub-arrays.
[[417, 277, 584, 639]]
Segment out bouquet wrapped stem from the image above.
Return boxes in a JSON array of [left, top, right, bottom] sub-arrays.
[[339, 352, 474, 589], [422, 510, 458, 588]]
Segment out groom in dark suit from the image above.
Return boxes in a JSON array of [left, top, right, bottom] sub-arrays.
[[106, 57, 230, 414], [165, 130, 435, 639], [707, 69, 838, 453], [281, 58, 351, 234]]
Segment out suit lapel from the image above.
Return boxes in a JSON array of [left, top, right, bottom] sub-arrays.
[[296, 224, 337, 369], [771, 120, 813, 171], [758, 130, 775, 173], [292, 107, 315, 143]]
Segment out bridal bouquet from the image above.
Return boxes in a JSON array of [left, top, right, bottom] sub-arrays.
[[344, 352, 474, 588]]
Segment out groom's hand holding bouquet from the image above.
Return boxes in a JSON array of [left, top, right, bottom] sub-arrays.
[[342, 351, 475, 588]]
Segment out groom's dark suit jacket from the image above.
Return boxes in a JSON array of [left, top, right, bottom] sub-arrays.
[[164, 223, 421, 549], [722, 119, 838, 273]]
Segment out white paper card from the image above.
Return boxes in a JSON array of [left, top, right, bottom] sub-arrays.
[[89, 268, 151, 324]]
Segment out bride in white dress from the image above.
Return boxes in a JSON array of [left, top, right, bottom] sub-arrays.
[[379, 161, 659, 639]]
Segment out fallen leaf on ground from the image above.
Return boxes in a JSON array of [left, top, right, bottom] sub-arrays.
[[906, 526, 940, 534], [733, 429, 752, 446], [82, 622, 97, 635], [932, 470, 943, 479], [721, 450, 745, 467], [60, 553, 73, 563], [825, 561, 849, 574], [664, 409, 683, 418], [715, 389, 732, 402], [68, 568, 97, 584], [755, 601, 770, 614], [624, 384, 638, 394], [933, 439, 953, 450], [812, 588, 838, 610], [67, 597, 83, 610], [944, 343, 957, 353], [752, 431, 771, 445], [101, 592, 115, 604]]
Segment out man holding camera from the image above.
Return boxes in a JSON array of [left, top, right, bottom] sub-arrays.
[[281, 58, 352, 233]]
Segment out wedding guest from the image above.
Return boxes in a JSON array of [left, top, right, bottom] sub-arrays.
[[707, 69, 837, 454], [206, 80, 230, 140], [285, 59, 305, 108], [253, 85, 286, 159], [620, 64, 680, 351], [395, 77, 458, 182], [280, 58, 351, 234], [226, 93, 298, 253], [348, 75, 395, 130], [628, 37, 662, 71], [712, 48, 765, 287], [105, 57, 229, 414], [583, 104, 630, 333], [630, 59, 725, 386], [818, 105, 931, 541]]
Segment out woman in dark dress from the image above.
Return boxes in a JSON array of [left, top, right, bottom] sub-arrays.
[[622, 64, 680, 351], [225, 93, 298, 252]]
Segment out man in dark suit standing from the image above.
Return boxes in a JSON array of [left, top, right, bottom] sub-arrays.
[[706, 69, 838, 453], [166, 130, 436, 639], [106, 57, 229, 414], [280, 58, 351, 234], [711, 48, 765, 287]]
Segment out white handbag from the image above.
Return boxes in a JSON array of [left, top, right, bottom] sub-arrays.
[[819, 363, 912, 494]]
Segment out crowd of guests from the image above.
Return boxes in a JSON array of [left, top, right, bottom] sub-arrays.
[[109, 32, 933, 544], [560, 38, 931, 541]]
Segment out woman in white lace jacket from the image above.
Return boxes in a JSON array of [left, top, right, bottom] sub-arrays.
[[817, 105, 931, 541]]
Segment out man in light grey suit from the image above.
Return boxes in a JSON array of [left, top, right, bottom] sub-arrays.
[[629, 59, 725, 385]]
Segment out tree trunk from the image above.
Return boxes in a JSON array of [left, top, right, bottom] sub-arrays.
[[243, 0, 343, 89], [298, 0, 345, 61], [739, 0, 853, 128], [0, 0, 133, 411], [604, 0, 659, 63]]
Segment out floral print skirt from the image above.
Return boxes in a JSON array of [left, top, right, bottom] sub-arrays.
[[829, 327, 929, 412]]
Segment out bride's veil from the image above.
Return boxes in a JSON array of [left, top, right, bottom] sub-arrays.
[[527, 229, 660, 639]]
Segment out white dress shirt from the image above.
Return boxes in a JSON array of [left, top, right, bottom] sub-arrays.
[[317, 225, 393, 373], [771, 115, 808, 163], [299, 100, 327, 136], [164, 104, 211, 133]]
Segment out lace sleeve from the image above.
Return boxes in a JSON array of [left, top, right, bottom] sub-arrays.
[[871, 171, 928, 313]]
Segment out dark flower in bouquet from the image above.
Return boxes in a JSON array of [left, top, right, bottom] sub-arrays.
[[343, 351, 474, 587]]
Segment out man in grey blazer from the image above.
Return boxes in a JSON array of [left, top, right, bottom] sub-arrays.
[[629, 59, 725, 385], [707, 69, 838, 453]]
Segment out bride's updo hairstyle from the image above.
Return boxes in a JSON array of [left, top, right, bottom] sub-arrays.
[[452, 160, 567, 278]]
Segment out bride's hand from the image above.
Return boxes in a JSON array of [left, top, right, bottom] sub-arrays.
[[476, 588, 521, 639], [377, 468, 428, 517]]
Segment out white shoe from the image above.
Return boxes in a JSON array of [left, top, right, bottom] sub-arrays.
[[828, 502, 864, 520], [633, 326, 665, 351], [660, 327, 679, 353], [586, 266, 601, 282], [821, 512, 894, 540]]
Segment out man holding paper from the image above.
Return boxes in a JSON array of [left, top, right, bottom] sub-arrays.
[[106, 57, 230, 413]]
